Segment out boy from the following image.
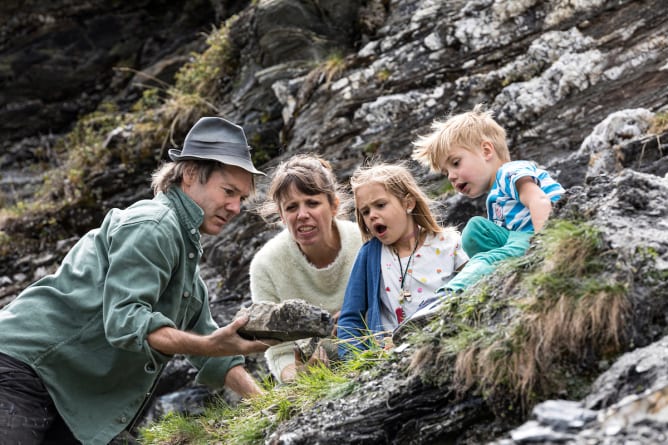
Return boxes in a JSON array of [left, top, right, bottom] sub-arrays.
[[412, 104, 565, 293]]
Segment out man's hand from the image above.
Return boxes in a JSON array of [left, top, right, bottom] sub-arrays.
[[207, 316, 278, 356], [147, 316, 277, 357], [224, 365, 265, 398]]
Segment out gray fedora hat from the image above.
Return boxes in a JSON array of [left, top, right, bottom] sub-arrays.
[[168, 117, 265, 175]]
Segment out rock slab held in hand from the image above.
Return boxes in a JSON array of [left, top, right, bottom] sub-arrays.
[[236, 299, 333, 342]]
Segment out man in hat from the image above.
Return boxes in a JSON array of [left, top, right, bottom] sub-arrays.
[[0, 117, 273, 444]]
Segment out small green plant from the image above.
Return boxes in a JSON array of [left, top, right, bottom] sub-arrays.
[[427, 178, 454, 199], [172, 22, 237, 98], [375, 68, 391, 83], [160, 18, 240, 133], [35, 106, 124, 204], [300, 50, 348, 94], [0, 230, 10, 256], [363, 141, 380, 155], [132, 88, 163, 112], [140, 410, 211, 444]]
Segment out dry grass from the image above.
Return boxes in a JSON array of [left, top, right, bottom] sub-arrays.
[[649, 111, 668, 134], [453, 289, 629, 401]]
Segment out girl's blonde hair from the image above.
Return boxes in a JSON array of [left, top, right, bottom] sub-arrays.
[[350, 161, 442, 242], [412, 103, 510, 172]]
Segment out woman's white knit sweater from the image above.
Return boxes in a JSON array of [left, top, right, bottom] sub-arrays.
[[249, 219, 362, 381]]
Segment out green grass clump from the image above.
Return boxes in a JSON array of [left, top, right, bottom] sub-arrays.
[[161, 19, 239, 131], [139, 345, 388, 445]]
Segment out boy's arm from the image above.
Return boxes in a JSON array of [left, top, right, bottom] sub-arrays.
[[516, 177, 553, 232]]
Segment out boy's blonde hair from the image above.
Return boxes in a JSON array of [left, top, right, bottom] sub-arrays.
[[412, 103, 510, 172], [350, 161, 442, 242]]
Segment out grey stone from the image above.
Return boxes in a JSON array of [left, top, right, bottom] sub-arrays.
[[509, 420, 574, 443], [236, 299, 333, 342], [532, 400, 598, 430]]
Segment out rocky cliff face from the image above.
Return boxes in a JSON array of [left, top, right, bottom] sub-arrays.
[[1, 0, 667, 443]]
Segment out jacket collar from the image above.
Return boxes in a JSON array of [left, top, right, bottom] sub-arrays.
[[161, 186, 204, 241]]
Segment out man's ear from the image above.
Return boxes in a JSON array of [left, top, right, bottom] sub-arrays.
[[481, 141, 495, 160], [181, 168, 194, 186], [180, 167, 199, 195]]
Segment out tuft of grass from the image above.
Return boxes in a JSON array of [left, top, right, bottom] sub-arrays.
[[161, 19, 238, 131], [649, 111, 668, 134], [139, 344, 387, 445], [0, 231, 9, 256], [375, 67, 391, 83], [363, 141, 380, 156], [300, 50, 348, 94], [140, 411, 210, 444], [321, 52, 346, 85], [28, 105, 122, 206]]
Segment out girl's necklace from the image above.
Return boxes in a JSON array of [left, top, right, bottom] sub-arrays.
[[395, 228, 421, 305]]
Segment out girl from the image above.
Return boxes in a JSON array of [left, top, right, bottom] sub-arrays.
[[337, 162, 468, 356]]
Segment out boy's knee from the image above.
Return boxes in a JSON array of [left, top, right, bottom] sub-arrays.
[[462, 216, 505, 256], [462, 235, 479, 257], [462, 216, 488, 235]]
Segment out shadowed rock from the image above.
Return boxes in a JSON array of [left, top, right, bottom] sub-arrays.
[[236, 299, 333, 342]]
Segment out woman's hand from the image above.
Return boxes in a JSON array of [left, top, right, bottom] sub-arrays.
[[330, 310, 341, 337], [280, 342, 330, 382]]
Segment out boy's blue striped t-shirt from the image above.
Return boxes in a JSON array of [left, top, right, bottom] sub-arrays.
[[486, 160, 564, 232]]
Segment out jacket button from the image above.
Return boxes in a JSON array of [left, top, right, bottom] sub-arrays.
[[120, 416, 127, 423], [183, 291, 190, 298], [188, 252, 195, 259]]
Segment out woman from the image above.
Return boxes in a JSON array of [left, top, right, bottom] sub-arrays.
[[250, 154, 362, 382]]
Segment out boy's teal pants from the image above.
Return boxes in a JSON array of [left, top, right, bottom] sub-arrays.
[[442, 216, 533, 293]]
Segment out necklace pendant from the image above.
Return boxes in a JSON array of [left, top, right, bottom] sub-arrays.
[[402, 289, 412, 302]]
